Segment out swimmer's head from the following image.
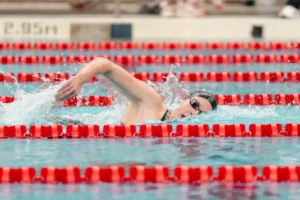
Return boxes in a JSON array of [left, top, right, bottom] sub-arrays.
[[168, 91, 218, 120]]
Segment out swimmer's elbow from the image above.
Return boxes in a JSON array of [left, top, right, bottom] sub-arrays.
[[90, 57, 114, 75], [94, 57, 111, 67], [93, 57, 110, 65]]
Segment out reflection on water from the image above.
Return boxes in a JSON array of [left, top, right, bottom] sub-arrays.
[[0, 182, 299, 200], [0, 138, 299, 168]]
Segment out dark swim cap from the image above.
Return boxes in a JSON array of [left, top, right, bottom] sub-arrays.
[[190, 91, 218, 110]]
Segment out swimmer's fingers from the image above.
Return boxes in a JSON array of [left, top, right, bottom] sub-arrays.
[[55, 77, 82, 101], [55, 83, 70, 100], [56, 83, 77, 101], [56, 82, 71, 94], [58, 89, 77, 101], [56, 85, 71, 100]]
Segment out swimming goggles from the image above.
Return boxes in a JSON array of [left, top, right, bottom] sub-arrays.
[[189, 98, 203, 114]]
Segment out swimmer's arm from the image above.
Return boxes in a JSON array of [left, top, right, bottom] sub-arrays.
[[56, 57, 162, 104]]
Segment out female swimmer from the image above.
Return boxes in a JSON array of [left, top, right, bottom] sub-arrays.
[[55, 57, 217, 125]]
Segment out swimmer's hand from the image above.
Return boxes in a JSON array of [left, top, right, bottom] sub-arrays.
[[55, 76, 83, 101]]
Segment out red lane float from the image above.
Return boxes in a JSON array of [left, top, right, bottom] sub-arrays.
[[226, 42, 245, 50], [161, 55, 182, 64], [130, 166, 169, 183], [185, 55, 206, 64], [42, 55, 63, 65], [256, 54, 277, 63], [4, 123, 300, 139], [212, 124, 249, 137], [12, 42, 31, 50], [119, 41, 138, 50], [152, 72, 176, 82], [206, 72, 231, 81], [249, 124, 282, 137], [269, 42, 288, 50], [55, 42, 73, 50], [29, 125, 63, 138], [0, 167, 36, 183], [179, 72, 204, 82], [291, 41, 300, 49], [44, 73, 69, 82], [140, 124, 173, 137], [280, 54, 300, 63], [63, 96, 84, 107], [260, 72, 284, 82], [248, 41, 267, 50], [0, 42, 9, 50], [77, 42, 96, 50], [262, 166, 300, 182], [285, 124, 300, 136], [0, 56, 15, 64], [0, 165, 300, 184], [175, 124, 210, 137], [137, 55, 159, 65], [274, 94, 300, 105], [233, 72, 258, 82], [0, 125, 27, 138], [243, 94, 273, 105], [103, 125, 137, 138], [184, 42, 203, 50], [85, 166, 125, 183], [1, 54, 300, 65], [217, 166, 258, 182], [205, 42, 224, 50], [209, 54, 230, 64], [18, 55, 39, 64], [34, 42, 53, 50], [0, 96, 15, 103], [0, 72, 15, 82], [232, 54, 254, 64], [114, 55, 135, 67], [141, 42, 161, 50], [66, 125, 100, 138], [287, 72, 300, 82], [162, 42, 181, 50], [17, 72, 42, 83], [102, 125, 137, 138], [215, 94, 241, 105], [98, 41, 117, 50], [41, 166, 82, 184], [88, 96, 113, 106], [174, 166, 213, 183], [66, 55, 88, 64]]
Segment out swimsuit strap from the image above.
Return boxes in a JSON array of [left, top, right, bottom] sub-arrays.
[[160, 109, 169, 121]]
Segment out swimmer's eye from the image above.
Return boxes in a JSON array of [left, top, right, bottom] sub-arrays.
[[189, 98, 202, 114]]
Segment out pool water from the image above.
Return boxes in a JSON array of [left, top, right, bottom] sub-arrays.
[[0, 45, 300, 199]]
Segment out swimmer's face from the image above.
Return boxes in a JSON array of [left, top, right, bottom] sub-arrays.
[[168, 96, 212, 120]]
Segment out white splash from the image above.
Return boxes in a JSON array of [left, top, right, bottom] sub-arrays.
[[0, 83, 63, 125]]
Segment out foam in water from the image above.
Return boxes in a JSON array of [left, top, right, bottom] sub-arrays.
[[0, 83, 63, 125]]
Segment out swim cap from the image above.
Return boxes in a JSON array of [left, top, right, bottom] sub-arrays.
[[190, 91, 218, 110]]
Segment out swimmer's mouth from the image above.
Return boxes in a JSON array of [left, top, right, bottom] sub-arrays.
[[181, 115, 185, 118]]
